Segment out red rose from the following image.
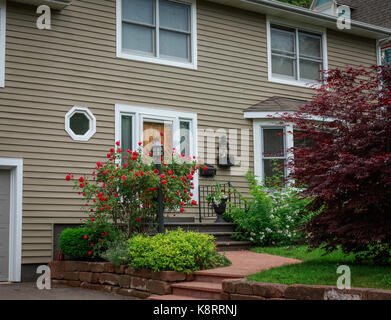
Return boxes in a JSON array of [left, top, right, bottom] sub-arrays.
[[79, 183, 84, 188], [84, 235, 88, 239], [180, 208, 185, 213], [162, 180, 167, 185], [65, 174, 71, 181], [154, 169, 159, 174], [116, 141, 120, 146], [136, 217, 140, 222], [121, 175, 126, 180], [88, 251, 92, 255], [138, 142, 142, 146]]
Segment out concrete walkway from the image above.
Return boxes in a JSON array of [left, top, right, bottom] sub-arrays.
[[0, 282, 136, 300], [197, 250, 302, 278]]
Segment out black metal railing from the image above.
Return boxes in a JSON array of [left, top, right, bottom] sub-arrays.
[[198, 182, 246, 222]]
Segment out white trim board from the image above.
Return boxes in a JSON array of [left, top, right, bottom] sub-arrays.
[[0, 0, 6, 88], [0, 158, 23, 282], [116, 0, 197, 70]]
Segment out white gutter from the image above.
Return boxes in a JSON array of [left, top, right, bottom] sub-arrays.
[[243, 0, 391, 37], [9, 0, 71, 10], [208, 0, 391, 39]]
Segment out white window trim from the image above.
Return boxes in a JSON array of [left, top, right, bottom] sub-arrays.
[[253, 119, 294, 184], [0, 0, 6, 88], [266, 16, 328, 89], [116, 0, 198, 70], [0, 157, 23, 282], [115, 104, 199, 200], [65, 106, 97, 142]]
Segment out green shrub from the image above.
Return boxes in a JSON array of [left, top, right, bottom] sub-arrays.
[[230, 172, 314, 246], [59, 223, 118, 260], [101, 237, 129, 266], [127, 228, 228, 273]]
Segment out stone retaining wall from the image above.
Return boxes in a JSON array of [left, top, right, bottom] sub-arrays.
[[221, 279, 391, 300], [49, 261, 193, 299]]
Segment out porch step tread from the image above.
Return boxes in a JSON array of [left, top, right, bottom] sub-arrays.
[[216, 241, 252, 245], [149, 294, 203, 300], [164, 222, 236, 226], [171, 281, 222, 293]]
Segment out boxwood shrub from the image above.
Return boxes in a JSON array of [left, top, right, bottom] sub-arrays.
[[127, 228, 230, 273], [59, 224, 117, 260]]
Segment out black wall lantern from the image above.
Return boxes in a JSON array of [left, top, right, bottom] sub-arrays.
[[218, 135, 235, 168]]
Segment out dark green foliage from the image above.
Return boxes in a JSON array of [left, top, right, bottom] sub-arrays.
[[59, 223, 118, 260], [275, 0, 312, 8]]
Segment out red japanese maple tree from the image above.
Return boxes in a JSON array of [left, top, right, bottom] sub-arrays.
[[281, 66, 391, 262]]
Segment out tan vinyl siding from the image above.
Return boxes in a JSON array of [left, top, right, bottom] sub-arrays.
[[0, 0, 377, 264]]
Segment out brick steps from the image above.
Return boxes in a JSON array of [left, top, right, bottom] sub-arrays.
[[148, 271, 242, 300]]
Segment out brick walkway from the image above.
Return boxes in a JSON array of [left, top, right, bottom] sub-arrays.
[[150, 250, 302, 300]]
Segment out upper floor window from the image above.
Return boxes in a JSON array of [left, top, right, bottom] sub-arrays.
[[117, 0, 197, 69], [267, 20, 327, 87], [0, 0, 6, 88]]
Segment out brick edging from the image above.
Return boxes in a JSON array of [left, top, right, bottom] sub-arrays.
[[221, 279, 391, 300], [49, 261, 194, 299]]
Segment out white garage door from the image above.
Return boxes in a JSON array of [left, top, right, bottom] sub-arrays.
[[0, 169, 10, 282]]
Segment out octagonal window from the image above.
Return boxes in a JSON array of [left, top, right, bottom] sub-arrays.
[[69, 112, 90, 135], [65, 106, 96, 141]]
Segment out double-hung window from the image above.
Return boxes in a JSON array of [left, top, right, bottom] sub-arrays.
[[268, 21, 326, 86], [117, 0, 196, 69], [0, 0, 6, 88], [261, 127, 287, 186]]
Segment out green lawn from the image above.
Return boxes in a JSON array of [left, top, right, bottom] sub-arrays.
[[248, 246, 391, 290]]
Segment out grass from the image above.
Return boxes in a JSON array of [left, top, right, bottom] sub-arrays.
[[248, 246, 391, 290]]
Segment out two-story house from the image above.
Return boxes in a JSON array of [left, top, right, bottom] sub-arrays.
[[0, 0, 390, 282]]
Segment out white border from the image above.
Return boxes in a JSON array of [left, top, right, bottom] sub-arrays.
[[266, 16, 328, 88], [65, 106, 97, 142], [0, 158, 23, 282], [115, 104, 199, 201], [116, 0, 197, 70], [0, 0, 6, 88]]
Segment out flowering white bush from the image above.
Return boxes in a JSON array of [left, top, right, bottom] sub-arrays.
[[228, 172, 314, 246]]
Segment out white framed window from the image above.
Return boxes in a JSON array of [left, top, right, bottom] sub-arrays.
[[267, 17, 328, 88], [65, 106, 97, 142], [116, 0, 197, 70], [115, 104, 198, 200], [0, 0, 6, 88], [253, 120, 294, 185]]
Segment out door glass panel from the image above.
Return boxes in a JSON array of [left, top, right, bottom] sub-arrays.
[[180, 120, 190, 156], [121, 115, 133, 153], [143, 120, 173, 156]]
